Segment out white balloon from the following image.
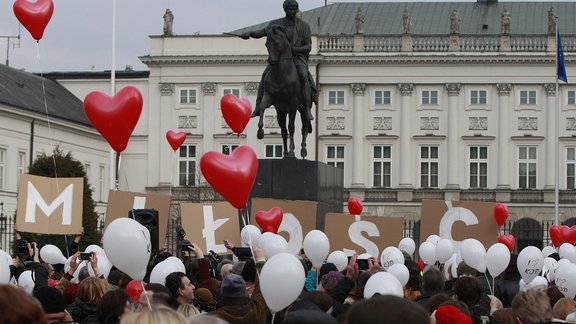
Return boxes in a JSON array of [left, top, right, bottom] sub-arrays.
[[419, 242, 437, 265], [387, 263, 409, 287], [262, 234, 288, 259], [517, 246, 544, 284], [165, 257, 186, 273], [258, 232, 275, 249], [555, 262, 576, 298], [0, 249, 13, 266], [0, 249, 10, 284], [461, 239, 486, 273], [380, 247, 404, 270], [327, 251, 348, 272], [85, 245, 106, 258], [149, 259, 181, 285], [303, 230, 330, 269], [543, 257, 558, 282], [87, 255, 113, 279], [426, 235, 441, 246], [241, 225, 262, 247], [519, 276, 547, 292], [364, 272, 403, 298], [40, 244, 67, 264], [542, 246, 556, 258], [18, 270, 35, 294], [435, 239, 455, 264], [559, 243, 576, 263], [486, 243, 510, 277], [260, 253, 305, 312], [103, 218, 152, 281], [398, 237, 416, 255]]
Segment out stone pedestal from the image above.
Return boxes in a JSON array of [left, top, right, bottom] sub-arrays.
[[251, 159, 344, 229]]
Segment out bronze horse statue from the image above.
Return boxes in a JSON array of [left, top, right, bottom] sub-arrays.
[[253, 25, 315, 158]]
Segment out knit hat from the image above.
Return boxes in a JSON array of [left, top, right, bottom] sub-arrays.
[[319, 263, 338, 282], [320, 270, 344, 292], [435, 305, 473, 324], [34, 286, 67, 314], [220, 274, 248, 299], [194, 288, 216, 310]]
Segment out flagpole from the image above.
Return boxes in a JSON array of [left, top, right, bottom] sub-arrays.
[[109, 0, 118, 190], [554, 18, 560, 225]]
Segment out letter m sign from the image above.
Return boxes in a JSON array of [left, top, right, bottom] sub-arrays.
[[16, 174, 84, 235]]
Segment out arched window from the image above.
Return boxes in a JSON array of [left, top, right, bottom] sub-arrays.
[[511, 218, 543, 253]]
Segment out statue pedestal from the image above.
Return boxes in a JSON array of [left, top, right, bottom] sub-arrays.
[[251, 159, 344, 229]]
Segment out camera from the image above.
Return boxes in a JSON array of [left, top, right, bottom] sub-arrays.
[[80, 252, 91, 260], [235, 247, 252, 261], [16, 240, 29, 255]]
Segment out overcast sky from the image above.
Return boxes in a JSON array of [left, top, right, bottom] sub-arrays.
[[0, 0, 566, 72]]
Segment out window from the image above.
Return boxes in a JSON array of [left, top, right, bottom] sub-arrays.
[[98, 165, 105, 201], [520, 90, 537, 105], [326, 145, 345, 170], [223, 88, 240, 97], [84, 163, 91, 178], [469, 146, 488, 188], [470, 90, 487, 105], [265, 144, 284, 159], [518, 146, 537, 189], [179, 89, 197, 104], [179, 144, 197, 186], [17, 151, 26, 179], [0, 148, 5, 190], [328, 90, 345, 105], [420, 146, 439, 188], [568, 90, 576, 105], [221, 144, 239, 155], [421, 90, 438, 105], [568, 147, 576, 189], [373, 145, 392, 187], [374, 90, 391, 105]]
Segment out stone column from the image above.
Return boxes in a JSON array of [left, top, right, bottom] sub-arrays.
[[244, 82, 259, 149], [351, 83, 366, 188], [544, 83, 556, 189], [446, 83, 461, 189], [399, 83, 414, 189], [157, 82, 174, 186], [202, 82, 217, 160], [496, 83, 512, 189]]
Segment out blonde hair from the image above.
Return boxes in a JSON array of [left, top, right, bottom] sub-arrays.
[[512, 289, 552, 324], [120, 306, 188, 324], [77, 277, 109, 305]]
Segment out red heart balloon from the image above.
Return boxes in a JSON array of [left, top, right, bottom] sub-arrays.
[[348, 197, 363, 215], [126, 280, 144, 304], [493, 203, 509, 226], [200, 145, 258, 209], [13, 0, 54, 42], [166, 130, 186, 151], [255, 207, 283, 234], [560, 225, 576, 245], [498, 234, 515, 252], [84, 86, 143, 153], [550, 225, 564, 248], [220, 94, 252, 136]]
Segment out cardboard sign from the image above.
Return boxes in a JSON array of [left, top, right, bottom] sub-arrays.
[[180, 202, 241, 255], [324, 213, 404, 257], [420, 200, 499, 247], [16, 174, 84, 235], [105, 190, 171, 248], [250, 198, 317, 235]]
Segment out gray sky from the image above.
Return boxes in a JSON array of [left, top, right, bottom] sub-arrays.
[[0, 0, 565, 72]]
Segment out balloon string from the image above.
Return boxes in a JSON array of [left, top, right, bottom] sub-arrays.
[[169, 151, 174, 197], [114, 153, 121, 190], [484, 272, 494, 296], [271, 312, 276, 323], [140, 281, 152, 311]]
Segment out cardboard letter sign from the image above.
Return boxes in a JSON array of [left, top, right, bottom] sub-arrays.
[[180, 202, 241, 255], [324, 213, 403, 257], [420, 200, 498, 247], [16, 174, 83, 234]]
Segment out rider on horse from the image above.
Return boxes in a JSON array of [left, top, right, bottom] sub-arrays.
[[240, 0, 315, 121]]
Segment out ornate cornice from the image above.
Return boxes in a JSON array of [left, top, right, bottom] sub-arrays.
[[496, 83, 512, 95], [159, 82, 174, 95], [398, 83, 414, 96], [245, 82, 259, 95], [202, 82, 217, 95]]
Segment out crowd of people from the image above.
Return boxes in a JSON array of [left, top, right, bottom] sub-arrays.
[[2, 229, 575, 324]]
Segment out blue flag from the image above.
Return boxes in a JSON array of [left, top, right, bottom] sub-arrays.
[[558, 32, 568, 83]]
